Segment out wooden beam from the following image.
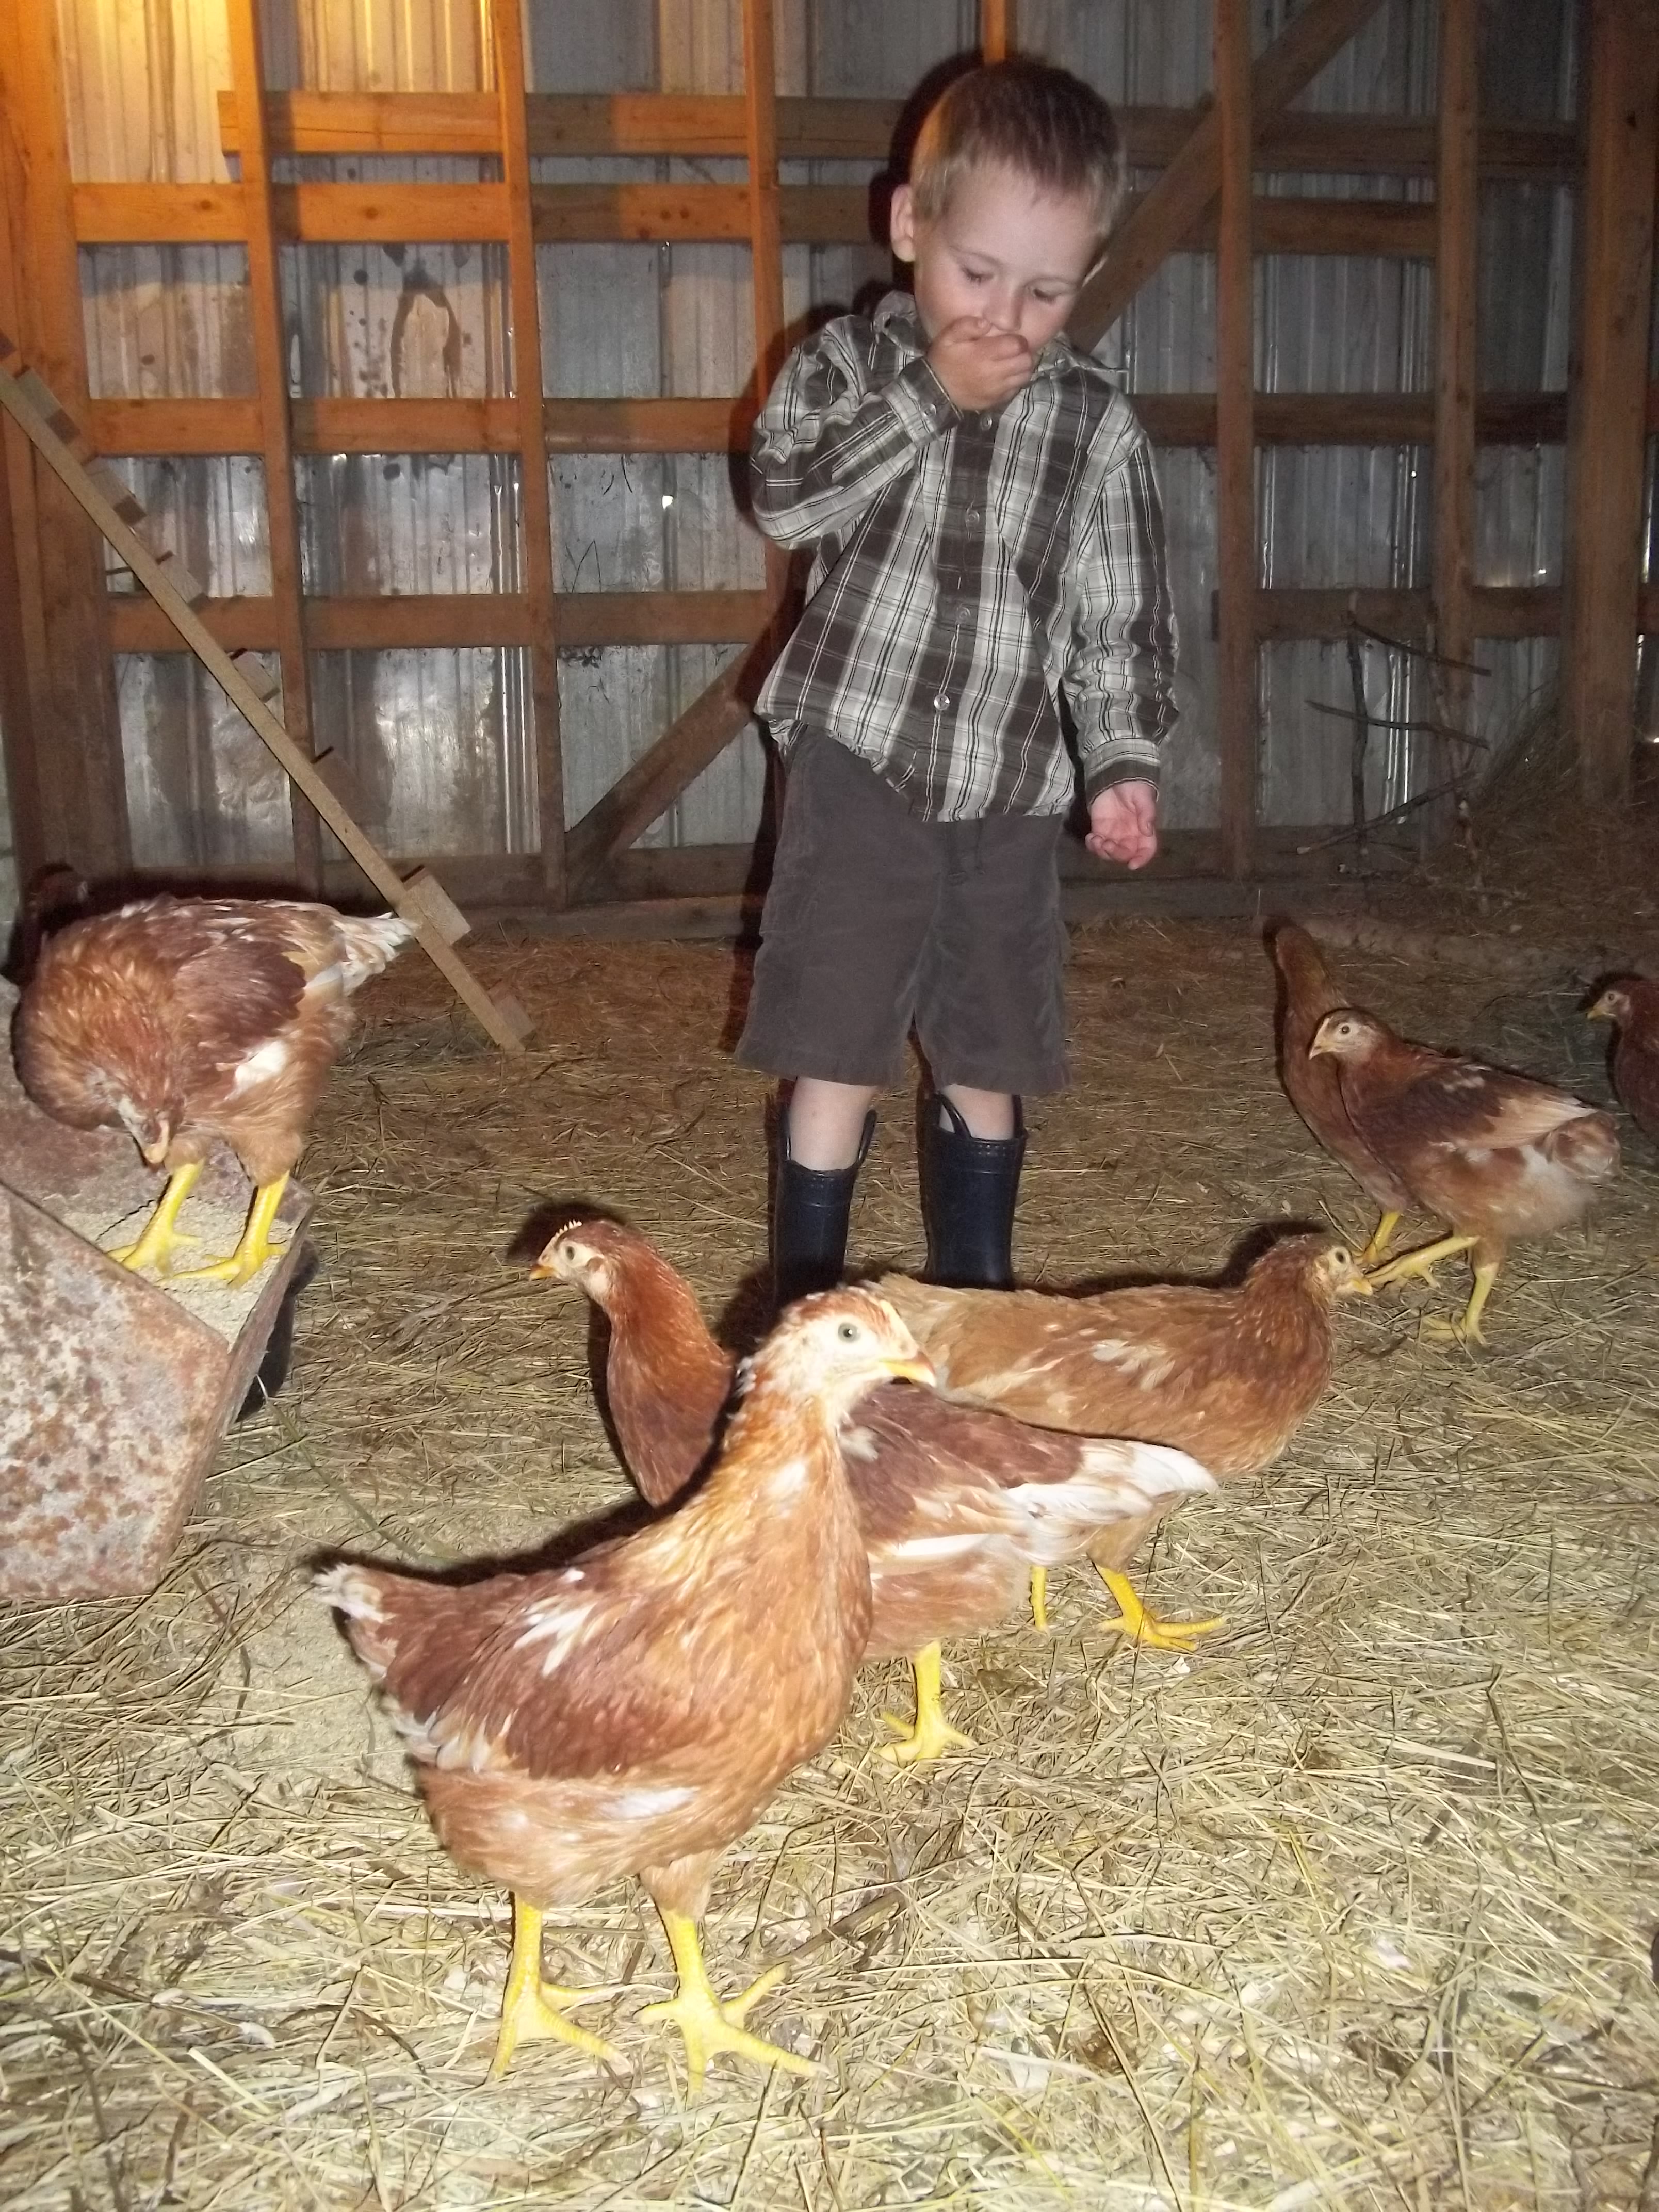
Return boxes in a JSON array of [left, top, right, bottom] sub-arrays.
[[1431, 0, 1479, 826], [0, 7, 128, 883], [565, 661, 753, 891], [104, 588, 771, 655], [227, 0, 321, 890], [1562, 0, 1659, 806], [494, 0, 566, 907], [1249, 583, 1659, 640], [0, 368, 43, 887], [1071, 0, 1389, 350], [216, 92, 1581, 183], [1215, 0, 1256, 880], [743, 0, 789, 628], [981, 0, 1014, 62]]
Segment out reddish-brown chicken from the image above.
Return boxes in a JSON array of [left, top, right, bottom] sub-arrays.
[[879, 1233, 1369, 1646], [537, 1221, 1215, 1759], [1269, 922, 1415, 1262], [1309, 1008, 1619, 1344], [319, 1290, 931, 2087], [1587, 977, 1659, 1145], [14, 896, 412, 1282]]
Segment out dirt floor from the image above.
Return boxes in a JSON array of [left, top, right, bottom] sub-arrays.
[[3, 777, 1658, 2210]]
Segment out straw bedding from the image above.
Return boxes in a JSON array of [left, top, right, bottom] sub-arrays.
[[3, 821, 1656, 2208]]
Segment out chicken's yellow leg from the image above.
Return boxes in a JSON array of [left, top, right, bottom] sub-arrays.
[[108, 1160, 202, 1273], [1096, 1568, 1226, 1655], [879, 1641, 977, 1765], [1421, 1256, 1500, 1347], [1359, 1210, 1401, 1266], [640, 1906, 816, 2091], [1364, 1232, 1476, 1291], [489, 1896, 623, 2077], [1030, 1566, 1050, 1632], [176, 1173, 290, 1286]]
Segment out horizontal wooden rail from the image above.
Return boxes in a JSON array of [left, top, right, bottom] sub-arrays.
[[105, 587, 770, 654], [213, 89, 1580, 182], [86, 388, 1659, 460], [74, 179, 1442, 255]]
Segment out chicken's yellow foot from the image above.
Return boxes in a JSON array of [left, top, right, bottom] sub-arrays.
[[879, 1641, 977, 1765], [1359, 1210, 1401, 1266], [642, 1907, 816, 2092], [108, 1160, 202, 1273], [1096, 1567, 1226, 1654], [489, 1896, 623, 2078], [1364, 1232, 1476, 1292], [1420, 1257, 1500, 1347], [1030, 1565, 1050, 1633], [174, 1173, 290, 1286]]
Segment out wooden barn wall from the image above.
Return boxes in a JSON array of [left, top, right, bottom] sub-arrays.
[[0, 0, 1587, 916]]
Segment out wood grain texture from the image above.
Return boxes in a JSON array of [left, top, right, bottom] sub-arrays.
[[1214, 0, 1256, 880]]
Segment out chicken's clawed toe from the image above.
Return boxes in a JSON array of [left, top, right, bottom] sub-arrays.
[[1364, 1232, 1477, 1293], [1096, 1568, 1225, 1654], [489, 1978, 626, 2078], [642, 1964, 815, 2090], [876, 1643, 975, 1766]]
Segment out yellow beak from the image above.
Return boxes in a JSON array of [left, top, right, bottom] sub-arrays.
[[529, 1258, 557, 1280], [884, 1355, 936, 1389]]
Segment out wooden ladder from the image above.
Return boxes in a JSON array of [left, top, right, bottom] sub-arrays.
[[0, 338, 532, 1054]]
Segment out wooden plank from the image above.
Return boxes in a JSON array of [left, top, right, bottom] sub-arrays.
[[981, 0, 1014, 61], [227, 0, 320, 891], [1214, 0, 1256, 881], [1071, 0, 1389, 349], [494, 0, 566, 907], [1135, 391, 1575, 447], [73, 183, 246, 242], [0, 363, 528, 1052], [544, 397, 740, 453], [105, 589, 770, 655], [1562, 0, 1659, 806], [1247, 196, 1433, 258], [743, 0, 790, 624], [0, 4, 128, 881], [533, 182, 870, 245], [217, 92, 1581, 182], [0, 355, 43, 886], [565, 661, 753, 890], [1432, 0, 1479, 803]]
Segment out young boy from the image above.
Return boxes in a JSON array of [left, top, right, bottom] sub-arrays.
[[739, 57, 1177, 1304]]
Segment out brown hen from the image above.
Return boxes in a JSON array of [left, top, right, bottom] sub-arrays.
[[14, 895, 411, 1282], [319, 1289, 930, 2087], [1268, 922, 1414, 1262], [537, 1221, 1215, 1759], [1587, 977, 1659, 1145], [1309, 1008, 1619, 1343], [878, 1233, 1369, 1645]]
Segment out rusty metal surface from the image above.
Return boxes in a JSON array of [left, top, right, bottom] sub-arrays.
[[1, 980, 313, 1603]]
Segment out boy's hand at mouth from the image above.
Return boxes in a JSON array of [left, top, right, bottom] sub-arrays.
[[928, 317, 1036, 413]]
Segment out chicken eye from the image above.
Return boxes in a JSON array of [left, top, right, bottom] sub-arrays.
[[836, 1320, 861, 1343], [1330, 1247, 1352, 1267]]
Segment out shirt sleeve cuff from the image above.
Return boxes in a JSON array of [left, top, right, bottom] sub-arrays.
[[1082, 742, 1162, 802], [884, 354, 961, 441]]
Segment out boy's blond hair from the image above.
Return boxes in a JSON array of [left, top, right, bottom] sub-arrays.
[[907, 58, 1126, 239]]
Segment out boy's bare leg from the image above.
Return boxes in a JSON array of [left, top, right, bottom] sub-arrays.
[[938, 1085, 1015, 1140], [787, 1078, 881, 1169]]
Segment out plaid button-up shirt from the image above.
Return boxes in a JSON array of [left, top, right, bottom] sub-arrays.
[[750, 292, 1178, 822]]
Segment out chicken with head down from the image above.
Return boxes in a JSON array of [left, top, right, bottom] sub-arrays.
[[536, 1219, 1215, 1763], [14, 894, 411, 1282], [319, 1288, 930, 2088]]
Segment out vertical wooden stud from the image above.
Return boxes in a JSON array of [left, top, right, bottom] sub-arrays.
[[1562, 0, 1659, 807], [0, 372, 44, 888], [1433, 0, 1479, 759], [494, 0, 567, 906], [1214, 0, 1256, 879], [981, 1, 1016, 62], [0, 3, 128, 880], [226, 0, 322, 891]]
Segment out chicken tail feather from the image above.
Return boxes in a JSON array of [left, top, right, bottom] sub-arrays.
[[332, 912, 417, 991]]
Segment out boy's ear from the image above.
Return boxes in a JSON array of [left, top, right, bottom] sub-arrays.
[[889, 182, 918, 265]]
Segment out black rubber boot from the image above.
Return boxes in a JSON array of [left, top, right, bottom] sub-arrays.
[[772, 1108, 877, 1309], [921, 1094, 1026, 1289]]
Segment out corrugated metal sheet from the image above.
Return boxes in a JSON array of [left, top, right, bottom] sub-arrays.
[[23, 0, 1589, 901]]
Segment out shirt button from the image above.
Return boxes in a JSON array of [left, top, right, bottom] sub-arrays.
[[967, 507, 982, 523], [932, 693, 950, 711]]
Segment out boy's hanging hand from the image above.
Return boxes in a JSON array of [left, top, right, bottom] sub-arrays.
[[928, 316, 1037, 414], [1086, 781, 1158, 870]]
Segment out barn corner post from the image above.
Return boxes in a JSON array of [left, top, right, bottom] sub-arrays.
[[226, 0, 323, 896], [1561, 0, 1659, 811], [980, 0, 1015, 64], [1430, 0, 1479, 839], [493, 0, 568, 910], [0, 0, 128, 888], [1214, 0, 1256, 880]]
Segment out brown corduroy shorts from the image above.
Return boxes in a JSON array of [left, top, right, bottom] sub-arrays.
[[735, 729, 1069, 1094]]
